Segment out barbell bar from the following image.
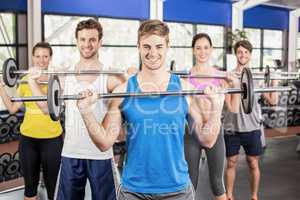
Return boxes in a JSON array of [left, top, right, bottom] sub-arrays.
[[4, 57, 300, 88], [11, 68, 293, 121], [2, 58, 125, 87], [17, 80, 48, 85], [10, 87, 291, 101], [171, 70, 298, 84], [172, 65, 300, 87]]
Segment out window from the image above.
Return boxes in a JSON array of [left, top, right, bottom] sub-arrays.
[[0, 13, 27, 99], [167, 22, 193, 71], [44, 15, 140, 71], [244, 28, 285, 70], [166, 22, 225, 71], [0, 13, 16, 68], [99, 18, 139, 70], [244, 28, 261, 69], [44, 16, 228, 72], [44, 15, 90, 70], [197, 24, 225, 68], [262, 29, 283, 68]]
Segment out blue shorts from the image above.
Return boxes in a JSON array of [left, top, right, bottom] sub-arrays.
[[224, 130, 263, 157], [55, 157, 116, 200]]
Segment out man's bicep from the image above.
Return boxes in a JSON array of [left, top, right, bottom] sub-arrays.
[[103, 99, 123, 138], [107, 75, 126, 93]]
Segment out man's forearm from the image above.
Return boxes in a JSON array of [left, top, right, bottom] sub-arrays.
[[80, 110, 113, 151], [230, 94, 240, 113]]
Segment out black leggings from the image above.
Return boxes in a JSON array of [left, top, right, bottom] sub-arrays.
[[19, 134, 63, 199], [184, 128, 226, 197]]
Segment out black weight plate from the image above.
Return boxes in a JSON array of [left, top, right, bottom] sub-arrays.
[[2, 58, 19, 87], [48, 75, 62, 121], [5, 160, 20, 175], [288, 90, 297, 105], [0, 123, 10, 140], [0, 153, 12, 166], [6, 114, 18, 127], [241, 68, 254, 114]]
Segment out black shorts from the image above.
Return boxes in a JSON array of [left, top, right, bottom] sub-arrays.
[[224, 130, 263, 157]]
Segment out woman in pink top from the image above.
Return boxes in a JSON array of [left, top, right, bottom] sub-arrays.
[[185, 33, 240, 200]]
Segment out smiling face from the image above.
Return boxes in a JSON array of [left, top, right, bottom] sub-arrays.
[[76, 28, 101, 60], [138, 34, 169, 71], [32, 47, 51, 70], [193, 37, 213, 65], [236, 46, 252, 67]]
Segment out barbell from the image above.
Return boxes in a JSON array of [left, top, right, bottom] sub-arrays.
[[2, 58, 125, 87], [3, 57, 300, 88], [171, 65, 300, 87], [10, 67, 293, 121]]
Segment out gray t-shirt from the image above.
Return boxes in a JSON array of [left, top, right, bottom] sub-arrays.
[[223, 81, 262, 133]]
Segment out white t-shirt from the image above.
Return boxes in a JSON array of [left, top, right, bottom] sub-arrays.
[[62, 69, 113, 160]]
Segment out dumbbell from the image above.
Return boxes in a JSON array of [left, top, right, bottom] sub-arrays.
[[293, 109, 300, 126], [262, 111, 270, 128], [0, 164, 5, 182], [288, 90, 297, 105], [268, 111, 278, 128], [0, 153, 12, 181], [0, 123, 11, 144], [279, 91, 289, 106], [276, 110, 287, 128], [287, 109, 294, 127], [4, 159, 21, 181]]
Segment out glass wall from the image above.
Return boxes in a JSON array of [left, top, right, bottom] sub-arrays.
[[166, 22, 225, 71], [263, 29, 283, 68], [44, 15, 139, 71], [167, 22, 193, 71], [0, 13, 16, 68], [244, 28, 284, 70], [197, 24, 225, 68], [44, 15, 286, 73], [244, 28, 261, 69]]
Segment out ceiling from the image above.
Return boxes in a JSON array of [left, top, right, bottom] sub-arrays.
[[204, 0, 300, 10], [266, 0, 300, 9]]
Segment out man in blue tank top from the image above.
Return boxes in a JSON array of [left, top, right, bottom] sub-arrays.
[[77, 19, 224, 200]]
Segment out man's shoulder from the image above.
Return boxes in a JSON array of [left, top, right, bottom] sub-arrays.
[[113, 81, 128, 93]]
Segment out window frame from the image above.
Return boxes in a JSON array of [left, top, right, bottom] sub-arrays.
[[0, 11, 27, 68]]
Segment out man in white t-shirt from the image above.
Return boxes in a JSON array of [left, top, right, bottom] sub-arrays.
[[57, 18, 127, 200], [31, 18, 125, 200]]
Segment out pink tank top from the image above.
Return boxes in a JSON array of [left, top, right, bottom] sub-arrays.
[[189, 73, 222, 90]]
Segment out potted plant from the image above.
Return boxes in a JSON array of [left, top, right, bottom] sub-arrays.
[[225, 29, 248, 71], [227, 29, 248, 54]]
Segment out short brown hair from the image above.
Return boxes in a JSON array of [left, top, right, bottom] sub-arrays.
[[234, 40, 253, 54], [75, 19, 103, 40], [32, 42, 52, 56], [138, 19, 169, 44]]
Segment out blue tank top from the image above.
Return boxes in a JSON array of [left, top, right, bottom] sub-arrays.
[[121, 74, 190, 194]]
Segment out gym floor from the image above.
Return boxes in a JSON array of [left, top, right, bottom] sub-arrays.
[[197, 136, 300, 200], [0, 135, 299, 200]]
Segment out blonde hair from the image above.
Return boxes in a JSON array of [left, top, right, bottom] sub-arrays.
[[138, 19, 169, 44]]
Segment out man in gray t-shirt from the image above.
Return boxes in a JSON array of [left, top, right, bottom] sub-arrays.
[[224, 40, 279, 200]]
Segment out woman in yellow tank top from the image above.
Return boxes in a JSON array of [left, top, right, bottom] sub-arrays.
[[0, 42, 62, 200]]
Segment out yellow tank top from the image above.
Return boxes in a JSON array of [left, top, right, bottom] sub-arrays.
[[17, 76, 62, 138]]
